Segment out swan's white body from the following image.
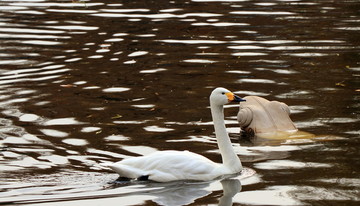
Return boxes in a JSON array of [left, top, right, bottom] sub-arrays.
[[109, 88, 244, 182]]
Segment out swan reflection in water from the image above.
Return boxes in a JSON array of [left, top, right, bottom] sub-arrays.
[[113, 174, 244, 206], [218, 178, 242, 206]]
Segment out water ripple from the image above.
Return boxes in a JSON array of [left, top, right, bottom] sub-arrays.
[[0, 0, 359, 205], [91, 12, 222, 18]]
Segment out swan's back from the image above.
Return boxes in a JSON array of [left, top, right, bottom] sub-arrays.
[[110, 150, 221, 182]]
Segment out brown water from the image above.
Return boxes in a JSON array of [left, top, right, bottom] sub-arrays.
[[0, 0, 359, 205]]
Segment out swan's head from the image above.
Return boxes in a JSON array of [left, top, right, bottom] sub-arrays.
[[210, 87, 245, 106]]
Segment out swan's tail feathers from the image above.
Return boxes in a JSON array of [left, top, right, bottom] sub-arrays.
[[108, 163, 146, 179]]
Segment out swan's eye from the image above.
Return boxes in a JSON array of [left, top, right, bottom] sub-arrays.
[[221, 92, 225, 95]]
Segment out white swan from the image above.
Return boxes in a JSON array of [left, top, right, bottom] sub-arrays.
[[108, 87, 245, 182]]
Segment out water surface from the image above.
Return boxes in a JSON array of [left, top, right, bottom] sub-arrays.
[[0, 0, 359, 205]]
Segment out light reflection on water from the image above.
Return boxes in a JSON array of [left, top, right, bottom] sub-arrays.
[[0, 0, 359, 205], [0, 169, 256, 206]]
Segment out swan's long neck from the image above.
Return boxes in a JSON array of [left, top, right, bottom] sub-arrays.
[[210, 103, 242, 171]]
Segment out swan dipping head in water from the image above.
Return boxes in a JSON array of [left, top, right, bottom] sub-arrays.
[[107, 87, 246, 182]]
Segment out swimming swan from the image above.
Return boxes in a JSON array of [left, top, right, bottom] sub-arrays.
[[108, 87, 245, 182]]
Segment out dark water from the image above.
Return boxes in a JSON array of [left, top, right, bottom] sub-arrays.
[[0, 0, 359, 205]]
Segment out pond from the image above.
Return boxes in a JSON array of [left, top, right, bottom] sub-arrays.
[[0, 0, 359, 205]]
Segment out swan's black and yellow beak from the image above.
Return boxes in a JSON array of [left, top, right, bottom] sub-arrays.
[[226, 92, 246, 103]]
